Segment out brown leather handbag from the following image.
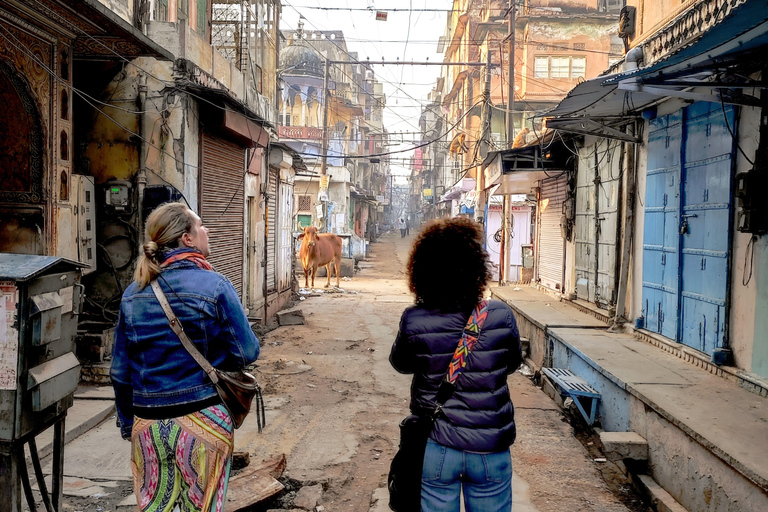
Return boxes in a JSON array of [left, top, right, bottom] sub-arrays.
[[151, 280, 265, 430]]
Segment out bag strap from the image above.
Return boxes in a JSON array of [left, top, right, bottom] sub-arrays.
[[150, 280, 220, 385], [432, 300, 490, 417]]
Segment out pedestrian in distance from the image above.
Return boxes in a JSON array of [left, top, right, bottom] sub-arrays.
[[405, 218, 410, 236], [399, 217, 407, 238], [390, 217, 522, 512], [111, 202, 259, 512]]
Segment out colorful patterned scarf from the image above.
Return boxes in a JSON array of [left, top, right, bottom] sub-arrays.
[[160, 248, 213, 271]]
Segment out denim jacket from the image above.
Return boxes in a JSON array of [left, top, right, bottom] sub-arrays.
[[111, 260, 259, 439]]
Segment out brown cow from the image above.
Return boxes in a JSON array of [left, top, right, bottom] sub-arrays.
[[297, 226, 342, 288]]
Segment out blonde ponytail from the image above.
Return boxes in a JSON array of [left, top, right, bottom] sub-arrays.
[[134, 202, 195, 289]]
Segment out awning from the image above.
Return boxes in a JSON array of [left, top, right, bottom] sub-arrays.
[[481, 138, 572, 195], [59, 0, 174, 60], [441, 178, 475, 201], [545, 0, 768, 138]]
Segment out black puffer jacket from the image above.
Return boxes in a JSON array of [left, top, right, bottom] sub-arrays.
[[390, 299, 522, 453]]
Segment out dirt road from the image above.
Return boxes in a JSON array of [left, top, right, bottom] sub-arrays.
[[43, 230, 643, 512], [238, 231, 642, 512]]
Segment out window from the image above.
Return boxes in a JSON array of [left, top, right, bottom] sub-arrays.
[[534, 56, 549, 78], [550, 57, 570, 78], [534, 56, 587, 79], [298, 195, 312, 212], [573, 43, 586, 50], [571, 57, 586, 78]]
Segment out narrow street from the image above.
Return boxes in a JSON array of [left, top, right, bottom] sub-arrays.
[[39, 231, 646, 512]]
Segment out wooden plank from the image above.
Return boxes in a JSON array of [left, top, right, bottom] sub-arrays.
[[226, 471, 283, 511], [226, 455, 286, 511]]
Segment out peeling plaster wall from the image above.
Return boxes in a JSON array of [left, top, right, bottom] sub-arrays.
[[95, 0, 133, 25], [629, 396, 768, 512]]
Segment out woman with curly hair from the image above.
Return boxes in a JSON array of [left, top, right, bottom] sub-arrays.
[[390, 217, 522, 512]]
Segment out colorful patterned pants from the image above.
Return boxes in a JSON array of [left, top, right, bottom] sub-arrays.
[[131, 404, 234, 512]]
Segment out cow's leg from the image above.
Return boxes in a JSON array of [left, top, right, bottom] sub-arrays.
[[334, 256, 341, 288], [303, 266, 309, 288], [310, 263, 317, 288], [324, 262, 332, 288]]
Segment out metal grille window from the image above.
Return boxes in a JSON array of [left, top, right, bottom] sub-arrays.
[[610, 43, 624, 55], [573, 43, 586, 50], [298, 195, 312, 211]]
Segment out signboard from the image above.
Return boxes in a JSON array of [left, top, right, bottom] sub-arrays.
[[376, 195, 385, 202], [423, 188, 432, 197], [376, 11, 388, 21], [484, 155, 502, 189]]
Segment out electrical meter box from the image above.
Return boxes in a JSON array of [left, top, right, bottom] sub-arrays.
[[0, 254, 84, 511], [103, 179, 133, 215]]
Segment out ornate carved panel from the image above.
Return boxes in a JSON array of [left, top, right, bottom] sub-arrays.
[[0, 60, 45, 204]]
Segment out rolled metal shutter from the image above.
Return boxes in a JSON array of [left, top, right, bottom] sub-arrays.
[[201, 133, 245, 296], [537, 175, 568, 292], [265, 168, 278, 293]]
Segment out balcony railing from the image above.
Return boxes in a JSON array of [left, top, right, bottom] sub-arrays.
[[279, 125, 324, 140]]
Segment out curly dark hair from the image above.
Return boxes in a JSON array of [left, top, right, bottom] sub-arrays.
[[407, 217, 492, 314]]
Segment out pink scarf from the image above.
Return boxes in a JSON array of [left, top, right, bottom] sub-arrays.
[[160, 251, 213, 271]]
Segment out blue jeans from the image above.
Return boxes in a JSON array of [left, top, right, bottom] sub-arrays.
[[421, 439, 512, 512]]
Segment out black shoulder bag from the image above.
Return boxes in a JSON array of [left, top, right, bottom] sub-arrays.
[[151, 280, 265, 430], [388, 301, 489, 512]]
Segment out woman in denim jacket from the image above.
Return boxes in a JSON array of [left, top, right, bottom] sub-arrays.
[[390, 218, 522, 512], [111, 202, 259, 512]]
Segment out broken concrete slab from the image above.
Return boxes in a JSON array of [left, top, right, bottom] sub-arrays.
[[293, 483, 323, 510], [278, 308, 305, 326], [599, 431, 649, 462]]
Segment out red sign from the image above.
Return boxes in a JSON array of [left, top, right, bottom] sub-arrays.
[[376, 11, 388, 21]]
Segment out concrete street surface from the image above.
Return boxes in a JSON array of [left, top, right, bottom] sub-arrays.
[[28, 230, 647, 512]]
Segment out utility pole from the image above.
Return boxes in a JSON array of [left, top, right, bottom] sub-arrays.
[[319, 57, 331, 232], [501, 1, 516, 285], [476, 51, 492, 226]]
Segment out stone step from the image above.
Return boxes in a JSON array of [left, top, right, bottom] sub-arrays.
[[599, 431, 649, 462]]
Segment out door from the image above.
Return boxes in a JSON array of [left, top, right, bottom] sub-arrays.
[[642, 111, 682, 339], [679, 102, 735, 353], [641, 104, 735, 354], [277, 181, 294, 292], [537, 175, 569, 292], [201, 133, 246, 296], [246, 196, 260, 310], [265, 168, 278, 293], [575, 140, 621, 307]]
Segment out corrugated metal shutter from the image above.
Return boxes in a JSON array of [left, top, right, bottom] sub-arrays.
[[265, 168, 278, 293], [537, 175, 568, 292], [201, 133, 245, 296], [278, 181, 294, 292]]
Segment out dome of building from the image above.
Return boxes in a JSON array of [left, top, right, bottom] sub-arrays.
[[280, 44, 323, 77]]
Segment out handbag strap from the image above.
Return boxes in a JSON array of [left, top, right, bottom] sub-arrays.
[[432, 300, 490, 417], [150, 280, 220, 384]]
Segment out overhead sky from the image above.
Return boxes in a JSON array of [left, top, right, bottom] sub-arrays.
[[280, 0, 453, 185]]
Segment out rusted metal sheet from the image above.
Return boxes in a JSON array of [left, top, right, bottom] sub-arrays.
[[30, 292, 64, 346], [27, 352, 80, 412]]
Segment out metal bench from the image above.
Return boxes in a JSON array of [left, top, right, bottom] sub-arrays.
[[542, 368, 601, 426]]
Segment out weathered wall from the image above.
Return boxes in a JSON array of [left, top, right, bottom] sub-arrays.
[[629, 395, 768, 512], [551, 336, 631, 432], [95, 0, 133, 25], [728, 105, 760, 374]]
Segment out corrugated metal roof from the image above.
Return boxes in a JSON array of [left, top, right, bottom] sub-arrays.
[[0, 255, 84, 281]]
